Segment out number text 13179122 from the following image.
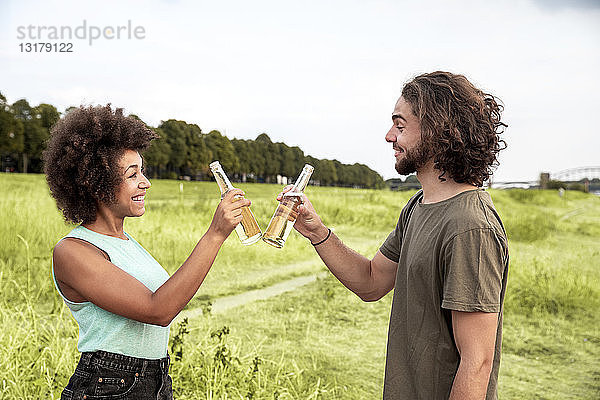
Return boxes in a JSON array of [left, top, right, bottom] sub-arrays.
[[19, 43, 73, 53]]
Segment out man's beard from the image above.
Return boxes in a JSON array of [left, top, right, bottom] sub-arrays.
[[395, 141, 431, 175]]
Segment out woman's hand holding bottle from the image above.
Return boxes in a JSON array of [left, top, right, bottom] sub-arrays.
[[208, 189, 251, 242]]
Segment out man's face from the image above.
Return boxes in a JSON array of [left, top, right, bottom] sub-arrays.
[[385, 97, 431, 175]]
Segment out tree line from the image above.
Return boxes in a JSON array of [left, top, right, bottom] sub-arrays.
[[0, 93, 384, 188]]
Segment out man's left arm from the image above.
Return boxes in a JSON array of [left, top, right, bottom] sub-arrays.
[[449, 311, 498, 400]]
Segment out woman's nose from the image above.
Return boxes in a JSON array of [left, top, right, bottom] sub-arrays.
[[140, 174, 151, 189]]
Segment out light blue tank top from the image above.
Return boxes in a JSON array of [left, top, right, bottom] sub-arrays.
[[52, 225, 170, 359]]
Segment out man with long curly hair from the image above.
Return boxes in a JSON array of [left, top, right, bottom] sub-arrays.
[[280, 71, 509, 399]]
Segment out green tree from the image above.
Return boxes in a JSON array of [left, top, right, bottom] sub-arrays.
[[231, 139, 254, 180], [205, 130, 238, 174], [332, 160, 346, 186], [0, 93, 386, 186], [158, 120, 215, 179], [144, 137, 171, 178], [65, 106, 78, 114], [405, 175, 419, 183], [318, 159, 338, 186], [143, 128, 171, 178], [255, 133, 280, 182], [255, 133, 272, 145], [158, 120, 188, 177], [304, 155, 320, 184], [248, 140, 266, 179], [278, 143, 296, 177], [36, 103, 60, 131], [128, 114, 172, 178], [12, 99, 48, 173], [0, 93, 25, 171], [184, 123, 211, 176], [290, 146, 305, 174], [347, 164, 362, 187]]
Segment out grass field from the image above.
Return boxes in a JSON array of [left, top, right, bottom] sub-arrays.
[[0, 173, 599, 399]]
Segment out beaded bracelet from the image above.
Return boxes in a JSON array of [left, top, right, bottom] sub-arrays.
[[311, 228, 332, 246]]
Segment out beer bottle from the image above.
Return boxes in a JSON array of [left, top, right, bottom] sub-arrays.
[[263, 164, 314, 248], [209, 161, 262, 245]]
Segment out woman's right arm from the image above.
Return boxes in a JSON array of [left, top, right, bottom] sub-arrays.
[[53, 189, 248, 327]]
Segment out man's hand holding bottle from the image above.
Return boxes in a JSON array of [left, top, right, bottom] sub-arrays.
[[276, 186, 329, 245]]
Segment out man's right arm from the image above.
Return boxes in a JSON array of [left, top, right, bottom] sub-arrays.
[[288, 192, 398, 301]]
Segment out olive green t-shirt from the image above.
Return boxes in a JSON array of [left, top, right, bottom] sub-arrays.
[[379, 189, 509, 400]]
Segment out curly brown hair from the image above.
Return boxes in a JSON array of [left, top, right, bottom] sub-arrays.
[[43, 105, 158, 224], [401, 71, 507, 186]]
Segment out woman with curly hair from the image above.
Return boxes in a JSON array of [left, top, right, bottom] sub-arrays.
[[276, 71, 509, 399], [44, 105, 248, 400]]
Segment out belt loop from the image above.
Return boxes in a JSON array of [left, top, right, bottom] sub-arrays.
[[80, 352, 93, 366], [142, 360, 148, 375]]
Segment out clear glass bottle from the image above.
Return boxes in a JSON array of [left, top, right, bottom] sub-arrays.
[[263, 164, 314, 248], [209, 161, 262, 245]]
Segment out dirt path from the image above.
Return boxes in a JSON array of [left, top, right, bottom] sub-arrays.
[[176, 235, 383, 322], [177, 271, 328, 321], [560, 198, 599, 220]]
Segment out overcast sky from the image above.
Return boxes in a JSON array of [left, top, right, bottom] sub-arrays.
[[1, 0, 599, 182]]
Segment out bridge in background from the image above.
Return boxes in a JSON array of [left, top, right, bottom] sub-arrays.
[[388, 167, 600, 191], [490, 166, 600, 192], [489, 181, 537, 189], [550, 166, 600, 182]]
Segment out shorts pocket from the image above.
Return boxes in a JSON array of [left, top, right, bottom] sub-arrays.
[[60, 387, 74, 400], [89, 364, 140, 398], [62, 368, 93, 398]]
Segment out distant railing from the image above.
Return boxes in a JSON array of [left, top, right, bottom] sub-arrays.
[[387, 167, 600, 192], [551, 166, 600, 182], [489, 181, 539, 189]]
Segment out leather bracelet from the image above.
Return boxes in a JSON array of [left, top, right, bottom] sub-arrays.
[[311, 228, 331, 246]]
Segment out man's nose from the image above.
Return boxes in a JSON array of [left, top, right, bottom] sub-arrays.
[[385, 126, 397, 143]]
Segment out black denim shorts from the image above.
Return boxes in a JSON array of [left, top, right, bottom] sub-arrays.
[[60, 350, 173, 400]]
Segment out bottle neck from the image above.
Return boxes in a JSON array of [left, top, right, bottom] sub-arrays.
[[210, 163, 234, 195], [292, 165, 313, 193]]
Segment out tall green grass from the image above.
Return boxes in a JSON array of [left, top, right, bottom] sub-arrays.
[[0, 174, 599, 399]]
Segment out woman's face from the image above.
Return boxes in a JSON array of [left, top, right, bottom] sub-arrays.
[[112, 149, 151, 218]]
